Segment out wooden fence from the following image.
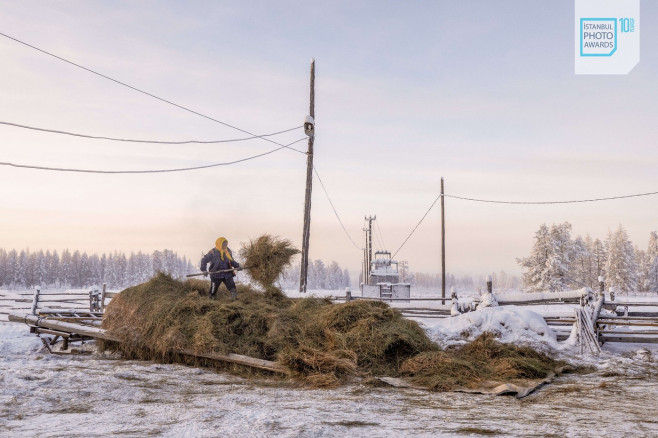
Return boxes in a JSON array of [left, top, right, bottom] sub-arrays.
[[333, 285, 658, 346]]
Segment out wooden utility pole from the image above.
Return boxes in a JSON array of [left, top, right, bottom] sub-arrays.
[[362, 227, 368, 286], [365, 215, 376, 285], [299, 59, 315, 293], [441, 177, 446, 301]]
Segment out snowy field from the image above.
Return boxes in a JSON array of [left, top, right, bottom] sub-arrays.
[[2, 288, 658, 437]]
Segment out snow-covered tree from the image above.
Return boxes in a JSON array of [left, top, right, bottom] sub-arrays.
[[604, 225, 638, 294], [0, 249, 7, 286], [570, 236, 590, 288], [310, 259, 326, 289], [36, 250, 47, 286], [645, 231, 658, 293], [48, 251, 60, 287], [547, 222, 575, 290], [88, 254, 101, 286], [518, 222, 579, 292], [79, 253, 90, 287], [16, 250, 28, 288], [636, 247, 650, 292], [152, 250, 163, 275], [590, 238, 606, 286], [325, 261, 342, 290], [343, 268, 351, 288], [518, 224, 552, 291]]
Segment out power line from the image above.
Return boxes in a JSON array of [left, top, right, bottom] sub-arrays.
[[392, 194, 441, 259], [312, 167, 362, 251], [0, 137, 307, 174], [375, 221, 386, 250], [445, 191, 658, 204], [391, 188, 658, 258], [0, 120, 303, 145], [0, 31, 305, 154], [373, 226, 384, 252]]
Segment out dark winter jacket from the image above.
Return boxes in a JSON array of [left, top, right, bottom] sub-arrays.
[[200, 248, 240, 279]]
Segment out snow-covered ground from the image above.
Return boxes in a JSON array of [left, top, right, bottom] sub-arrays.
[[2, 288, 658, 437]]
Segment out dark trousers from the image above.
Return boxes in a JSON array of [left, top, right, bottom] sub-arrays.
[[209, 277, 237, 299]]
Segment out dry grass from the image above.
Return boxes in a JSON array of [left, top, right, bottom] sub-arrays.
[[399, 332, 565, 391], [102, 274, 433, 386], [102, 274, 565, 390], [239, 234, 299, 288]]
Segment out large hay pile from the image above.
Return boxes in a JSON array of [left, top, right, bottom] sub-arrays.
[[239, 234, 299, 289], [102, 274, 564, 389]]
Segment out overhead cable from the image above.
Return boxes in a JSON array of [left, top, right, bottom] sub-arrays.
[[0, 138, 307, 174], [392, 194, 441, 259], [392, 188, 658, 258], [312, 167, 362, 251], [375, 220, 387, 252], [0, 120, 303, 145], [445, 191, 658, 204], [0, 31, 305, 154]]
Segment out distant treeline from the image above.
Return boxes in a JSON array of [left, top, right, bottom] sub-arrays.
[[280, 260, 351, 290], [280, 259, 519, 293], [406, 271, 520, 292], [0, 248, 195, 290]]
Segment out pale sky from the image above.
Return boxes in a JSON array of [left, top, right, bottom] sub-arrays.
[[1, 1, 657, 279]]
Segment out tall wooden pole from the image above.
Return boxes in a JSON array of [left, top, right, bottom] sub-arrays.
[[363, 228, 368, 286], [441, 177, 446, 301], [364, 215, 376, 284], [299, 59, 315, 293]]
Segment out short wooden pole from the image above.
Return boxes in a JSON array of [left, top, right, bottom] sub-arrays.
[[101, 283, 107, 312], [30, 286, 40, 315], [598, 276, 605, 295]]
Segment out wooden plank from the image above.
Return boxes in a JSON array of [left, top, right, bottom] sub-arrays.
[[9, 312, 116, 341], [38, 308, 103, 316], [36, 328, 71, 338], [600, 335, 658, 344], [377, 377, 425, 390], [603, 302, 658, 307], [7, 312, 286, 374], [12, 292, 90, 296], [599, 330, 658, 335], [353, 297, 450, 302], [180, 349, 286, 373], [598, 315, 658, 321], [403, 314, 447, 319], [42, 316, 102, 320], [597, 321, 658, 327], [399, 310, 449, 315]]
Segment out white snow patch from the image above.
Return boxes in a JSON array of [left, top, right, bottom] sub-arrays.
[[426, 306, 558, 351]]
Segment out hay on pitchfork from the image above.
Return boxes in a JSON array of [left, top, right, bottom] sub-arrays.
[[239, 234, 299, 288]]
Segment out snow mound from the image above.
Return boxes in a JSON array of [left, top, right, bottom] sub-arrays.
[[0, 323, 43, 356], [426, 306, 558, 351]]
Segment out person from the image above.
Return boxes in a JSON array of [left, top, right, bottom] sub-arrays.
[[200, 237, 243, 300]]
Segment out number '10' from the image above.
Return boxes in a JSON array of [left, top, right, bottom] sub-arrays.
[[619, 18, 631, 32]]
